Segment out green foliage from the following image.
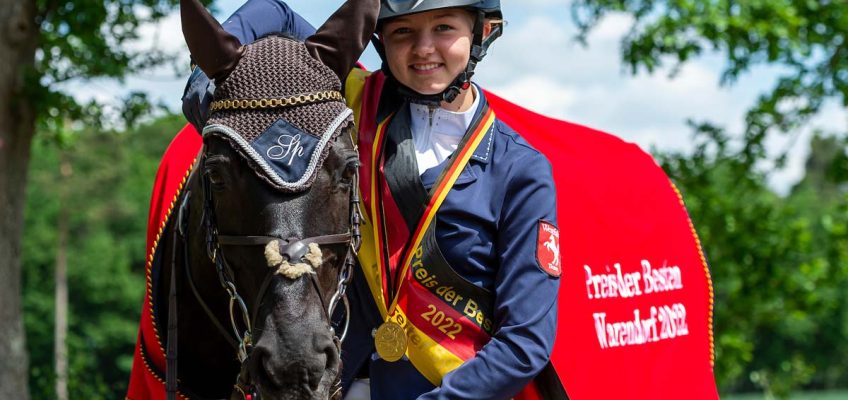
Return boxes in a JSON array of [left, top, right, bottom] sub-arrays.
[[11, 0, 203, 398], [32, 0, 214, 133], [655, 124, 848, 397], [726, 390, 848, 400], [572, 0, 848, 396], [571, 0, 848, 154], [22, 114, 188, 399]]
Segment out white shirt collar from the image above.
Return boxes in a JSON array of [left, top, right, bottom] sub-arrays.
[[407, 85, 482, 174], [409, 85, 481, 141]]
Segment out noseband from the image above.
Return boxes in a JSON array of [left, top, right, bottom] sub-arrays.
[[166, 154, 362, 400]]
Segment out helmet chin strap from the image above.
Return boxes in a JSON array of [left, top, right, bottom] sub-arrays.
[[373, 10, 502, 106]]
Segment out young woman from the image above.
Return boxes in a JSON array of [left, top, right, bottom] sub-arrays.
[[183, 1, 562, 399]]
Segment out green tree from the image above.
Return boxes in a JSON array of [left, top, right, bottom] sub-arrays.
[[0, 1, 196, 397], [783, 134, 848, 392], [790, 134, 848, 207], [23, 114, 187, 398], [570, 0, 848, 396], [655, 125, 848, 397], [571, 0, 848, 151]]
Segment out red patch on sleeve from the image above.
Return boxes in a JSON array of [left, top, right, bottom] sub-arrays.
[[536, 220, 561, 278]]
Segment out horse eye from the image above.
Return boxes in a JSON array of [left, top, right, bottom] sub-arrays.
[[207, 170, 225, 187], [204, 163, 229, 190]]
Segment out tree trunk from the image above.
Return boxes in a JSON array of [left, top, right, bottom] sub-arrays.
[[0, 1, 39, 399], [54, 156, 71, 400]]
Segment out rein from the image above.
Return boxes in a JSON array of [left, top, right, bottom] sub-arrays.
[[166, 156, 362, 400]]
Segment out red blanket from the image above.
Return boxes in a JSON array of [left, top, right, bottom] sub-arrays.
[[486, 91, 718, 399], [128, 94, 719, 399], [127, 124, 201, 400]]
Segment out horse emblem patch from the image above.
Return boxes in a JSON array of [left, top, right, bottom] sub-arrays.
[[536, 220, 561, 278]]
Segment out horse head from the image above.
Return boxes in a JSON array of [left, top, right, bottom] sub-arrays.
[[172, 1, 362, 398]]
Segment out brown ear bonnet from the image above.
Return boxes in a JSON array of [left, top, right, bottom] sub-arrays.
[[181, 0, 354, 192]]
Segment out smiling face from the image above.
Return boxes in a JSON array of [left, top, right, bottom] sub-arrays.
[[380, 8, 477, 99]]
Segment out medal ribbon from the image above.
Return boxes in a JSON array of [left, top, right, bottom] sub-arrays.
[[348, 71, 503, 385], [373, 105, 496, 317]]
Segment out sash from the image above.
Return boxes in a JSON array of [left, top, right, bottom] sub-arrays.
[[373, 102, 498, 384], [346, 69, 500, 384]]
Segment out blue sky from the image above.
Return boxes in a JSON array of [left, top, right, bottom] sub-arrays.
[[70, 0, 847, 194]]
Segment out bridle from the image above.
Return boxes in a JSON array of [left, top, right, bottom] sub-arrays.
[[166, 149, 362, 400]]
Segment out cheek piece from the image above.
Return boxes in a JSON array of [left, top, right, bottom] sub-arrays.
[[371, 10, 503, 106]]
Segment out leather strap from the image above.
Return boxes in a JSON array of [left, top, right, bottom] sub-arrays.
[[217, 233, 351, 247], [166, 217, 180, 400], [181, 190, 241, 349]]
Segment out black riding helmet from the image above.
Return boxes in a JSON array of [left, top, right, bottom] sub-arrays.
[[373, 0, 503, 105]]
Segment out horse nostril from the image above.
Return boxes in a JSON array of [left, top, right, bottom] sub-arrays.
[[304, 334, 340, 391], [250, 346, 298, 392], [249, 338, 338, 394], [249, 347, 278, 388], [324, 338, 340, 373]]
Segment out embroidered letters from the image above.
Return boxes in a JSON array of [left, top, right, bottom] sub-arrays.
[[266, 134, 306, 165]]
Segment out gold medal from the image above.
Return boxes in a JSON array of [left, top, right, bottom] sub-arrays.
[[374, 321, 407, 362]]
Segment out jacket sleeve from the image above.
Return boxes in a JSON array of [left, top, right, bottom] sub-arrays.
[[222, 0, 316, 44], [304, 0, 379, 83], [181, 0, 316, 131], [419, 148, 560, 400]]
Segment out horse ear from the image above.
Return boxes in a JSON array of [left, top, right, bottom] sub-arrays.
[[304, 0, 379, 80], [180, 0, 243, 82]]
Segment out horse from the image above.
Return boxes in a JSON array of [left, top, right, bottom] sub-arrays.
[[153, 125, 360, 399], [127, 0, 375, 398]]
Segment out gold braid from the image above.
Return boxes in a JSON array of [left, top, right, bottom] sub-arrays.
[[209, 91, 344, 112]]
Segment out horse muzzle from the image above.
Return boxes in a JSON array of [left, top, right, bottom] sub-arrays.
[[242, 321, 341, 400]]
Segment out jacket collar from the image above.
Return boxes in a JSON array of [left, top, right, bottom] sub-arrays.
[[467, 83, 495, 164]]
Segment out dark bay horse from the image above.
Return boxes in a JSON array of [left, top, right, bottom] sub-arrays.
[[130, 0, 376, 398], [155, 130, 359, 399]]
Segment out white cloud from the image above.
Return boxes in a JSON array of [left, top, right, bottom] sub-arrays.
[[520, 0, 569, 6], [126, 9, 186, 55], [489, 75, 576, 118], [58, 8, 189, 117], [765, 100, 848, 194], [477, 13, 753, 153], [591, 13, 633, 40]]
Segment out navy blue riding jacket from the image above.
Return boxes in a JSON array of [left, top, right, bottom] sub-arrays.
[[181, 2, 560, 399]]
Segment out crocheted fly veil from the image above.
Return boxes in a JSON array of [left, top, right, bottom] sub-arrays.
[[205, 37, 352, 191], [181, 0, 353, 192]]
